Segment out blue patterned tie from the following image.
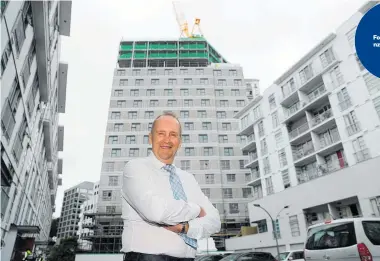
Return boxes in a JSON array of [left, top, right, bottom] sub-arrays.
[[162, 164, 198, 249]]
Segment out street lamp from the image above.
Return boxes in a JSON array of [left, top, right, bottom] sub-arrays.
[[253, 204, 289, 258]]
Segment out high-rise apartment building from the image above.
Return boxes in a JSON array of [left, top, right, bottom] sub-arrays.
[[57, 181, 94, 240], [96, 38, 259, 249], [1, 0, 71, 259], [227, 1, 380, 253]]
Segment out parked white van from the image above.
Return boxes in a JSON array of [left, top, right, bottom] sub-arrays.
[[304, 217, 380, 261]]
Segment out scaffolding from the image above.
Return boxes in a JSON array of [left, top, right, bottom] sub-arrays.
[[118, 39, 228, 68], [77, 212, 123, 254]]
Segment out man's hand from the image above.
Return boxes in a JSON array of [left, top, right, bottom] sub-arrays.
[[164, 223, 188, 234], [198, 207, 206, 218]]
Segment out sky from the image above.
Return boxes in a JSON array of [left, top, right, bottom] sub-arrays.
[[56, 0, 368, 217]]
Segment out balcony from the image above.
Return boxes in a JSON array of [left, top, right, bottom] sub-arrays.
[[58, 158, 63, 174], [59, 0, 72, 36], [310, 109, 333, 127], [241, 134, 256, 152], [293, 146, 315, 162], [346, 123, 361, 136], [354, 148, 371, 163], [245, 152, 259, 168], [58, 125, 64, 151], [289, 122, 310, 141], [1, 99, 16, 141], [239, 123, 254, 136], [58, 176, 62, 186], [47, 162, 54, 189], [58, 63, 68, 113], [318, 158, 348, 175], [247, 170, 261, 186], [42, 107, 54, 161]]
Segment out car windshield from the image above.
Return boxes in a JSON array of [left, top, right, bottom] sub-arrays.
[[362, 221, 380, 245], [220, 254, 240, 261], [276, 252, 290, 260]]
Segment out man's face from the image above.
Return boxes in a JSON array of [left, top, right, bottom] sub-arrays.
[[149, 116, 181, 164]]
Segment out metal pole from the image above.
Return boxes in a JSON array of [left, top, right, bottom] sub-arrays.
[[257, 206, 280, 258]]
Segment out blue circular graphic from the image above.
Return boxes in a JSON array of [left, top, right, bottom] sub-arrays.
[[355, 4, 380, 78]]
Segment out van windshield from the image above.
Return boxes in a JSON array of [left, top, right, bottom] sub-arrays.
[[362, 221, 380, 245], [305, 222, 357, 250]]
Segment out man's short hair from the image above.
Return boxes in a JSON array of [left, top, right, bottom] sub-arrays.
[[151, 111, 182, 136]]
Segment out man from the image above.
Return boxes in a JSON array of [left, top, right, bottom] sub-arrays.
[[121, 112, 221, 261]]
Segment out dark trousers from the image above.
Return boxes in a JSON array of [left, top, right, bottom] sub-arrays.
[[123, 252, 194, 261]]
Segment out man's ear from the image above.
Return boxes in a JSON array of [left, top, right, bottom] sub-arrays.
[[148, 133, 153, 145]]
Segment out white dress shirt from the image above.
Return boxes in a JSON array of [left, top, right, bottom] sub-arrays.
[[121, 152, 221, 258]]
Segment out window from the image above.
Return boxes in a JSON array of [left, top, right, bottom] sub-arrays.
[[201, 188, 210, 197], [182, 135, 190, 143], [184, 78, 192, 85], [223, 188, 233, 198], [168, 79, 177, 85], [202, 174, 214, 185], [224, 147, 234, 156], [148, 100, 158, 107], [299, 64, 313, 84], [263, 157, 270, 174], [229, 203, 239, 214], [111, 149, 121, 157], [108, 176, 119, 186], [352, 136, 370, 163], [113, 89, 123, 97], [236, 100, 245, 107], [281, 78, 296, 98], [268, 94, 276, 110], [197, 88, 205, 95], [278, 149, 287, 168], [229, 70, 237, 76], [364, 72, 380, 95], [129, 148, 139, 157], [144, 111, 154, 119], [200, 160, 209, 170], [330, 66, 344, 88], [231, 89, 240, 96], [1, 41, 12, 76], [181, 160, 190, 170], [233, 79, 242, 86], [282, 170, 291, 189], [147, 69, 156, 75], [344, 111, 360, 136], [220, 160, 230, 170], [202, 122, 212, 130], [147, 123, 153, 131], [320, 47, 335, 68], [265, 176, 274, 195], [203, 147, 213, 156], [305, 222, 357, 250], [131, 123, 141, 131], [108, 136, 118, 144], [275, 130, 283, 147], [181, 89, 189, 96], [289, 215, 300, 237], [119, 79, 128, 86], [214, 70, 222, 76], [226, 174, 236, 182], [146, 89, 155, 96], [217, 111, 227, 119], [102, 191, 113, 201], [215, 90, 224, 96], [196, 69, 204, 75], [337, 87, 352, 111], [164, 89, 173, 96], [133, 100, 142, 108], [346, 26, 356, 50], [184, 99, 193, 107], [167, 99, 177, 107], [135, 79, 144, 85], [222, 123, 231, 131], [197, 110, 207, 118], [104, 162, 115, 172], [180, 69, 188, 75], [272, 111, 279, 128], [106, 206, 116, 214], [373, 96, 380, 119], [116, 69, 125, 76], [260, 139, 268, 155], [198, 134, 208, 143], [165, 69, 173, 75], [132, 69, 141, 76], [219, 100, 228, 107], [13, 13, 26, 54], [362, 221, 380, 245], [129, 89, 139, 97], [113, 123, 123, 131], [355, 54, 365, 71], [200, 78, 208, 85], [180, 111, 189, 118], [143, 135, 149, 144], [125, 135, 136, 144], [242, 188, 252, 198], [253, 106, 262, 120], [185, 147, 195, 156], [219, 135, 228, 143], [201, 99, 210, 107], [116, 100, 126, 108], [217, 79, 227, 86], [127, 111, 137, 119], [184, 122, 194, 130]]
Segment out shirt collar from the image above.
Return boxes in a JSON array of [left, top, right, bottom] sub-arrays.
[[149, 151, 176, 171]]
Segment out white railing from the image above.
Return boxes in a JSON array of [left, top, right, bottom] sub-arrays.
[[251, 170, 260, 180], [286, 101, 301, 117], [354, 148, 371, 163], [319, 132, 341, 149], [293, 147, 315, 161], [308, 85, 326, 103], [311, 109, 333, 127], [346, 122, 361, 136], [248, 152, 258, 162], [297, 159, 348, 184], [289, 122, 309, 139]]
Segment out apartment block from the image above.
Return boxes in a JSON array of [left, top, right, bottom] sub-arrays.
[[94, 38, 260, 250], [57, 181, 94, 240], [1, 0, 71, 259], [227, 1, 380, 254]]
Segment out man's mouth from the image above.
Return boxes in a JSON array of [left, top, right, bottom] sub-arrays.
[[160, 145, 172, 149]]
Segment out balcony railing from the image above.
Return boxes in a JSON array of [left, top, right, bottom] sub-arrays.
[[285, 101, 301, 118], [1, 99, 16, 141], [289, 122, 309, 140], [248, 152, 258, 162], [354, 148, 371, 163], [346, 122, 361, 136], [311, 109, 333, 127], [339, 98, 352, 111], [253, 193, 263, 200], [308, 85, 326, 103], [320, 132, 341, 149], [293, 147, 315, 161], [246, 134, 255, 143], [297, 159, 347, 184], [251, 170, 260, 180]]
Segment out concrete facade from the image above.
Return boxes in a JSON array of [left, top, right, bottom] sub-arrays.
[[229, 1, 380, 255], [1, 0, 71, 259]]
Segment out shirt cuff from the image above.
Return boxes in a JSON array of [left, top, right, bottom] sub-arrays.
[[186, 202, 201, 221]]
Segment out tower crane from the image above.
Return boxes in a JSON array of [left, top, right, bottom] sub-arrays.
[[172, 1, 203, 38]]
